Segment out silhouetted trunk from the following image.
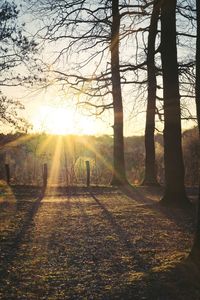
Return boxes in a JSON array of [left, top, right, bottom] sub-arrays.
[[142, 0, 160, 186], [110, 0, 128, 186], [190, 0, 200, 263], [160, 0, 189, 206]]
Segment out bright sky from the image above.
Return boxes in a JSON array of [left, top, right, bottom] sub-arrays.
[[12, 88, 196, 136], [7, 85, 114, 136], [3, 75, 197, 137], [1, 0, 197, 136], [31, 105, 103, 135], [25, 95, 146, 137]]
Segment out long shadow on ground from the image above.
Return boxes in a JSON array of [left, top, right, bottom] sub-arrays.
[[0, 185, 200, 299], [90, 192, 154, 272], [0, 185, 44, 280], [121, 185, 196, 235]]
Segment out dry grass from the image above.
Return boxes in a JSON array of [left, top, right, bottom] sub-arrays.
[[0, 185, 199, 299]]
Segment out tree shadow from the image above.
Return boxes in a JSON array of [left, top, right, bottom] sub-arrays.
[[109, 257, 200, 300], [0, 185, 44, 280], [121, 184, 196, 235], [0, 186, 199, 299], [88, 191, 200, 299], [90, 192, 156, 272]]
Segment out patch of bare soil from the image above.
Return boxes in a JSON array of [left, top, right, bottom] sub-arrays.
[[0, 185, 199, 299]]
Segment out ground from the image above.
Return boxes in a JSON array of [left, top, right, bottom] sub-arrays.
[[0, 185, 200, 300]]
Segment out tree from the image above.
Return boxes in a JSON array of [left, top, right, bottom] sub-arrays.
[[109, 0, 128, 185], [142, 0, 160, 186], [0, 93, 30, 132], [0, 0, 36, 132], [190, 0, 200, 264], [0, 1, 36, 85], [160, 0, 190, 206], [142, 1, 196, 187]]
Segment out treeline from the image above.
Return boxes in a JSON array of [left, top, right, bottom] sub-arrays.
[[0, 127, 198, 186]]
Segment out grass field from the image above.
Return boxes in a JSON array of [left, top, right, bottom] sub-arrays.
[[0, 185, 200, 299]]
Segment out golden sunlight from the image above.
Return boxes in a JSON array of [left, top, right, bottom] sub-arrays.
[[32, 105, 97, 135]]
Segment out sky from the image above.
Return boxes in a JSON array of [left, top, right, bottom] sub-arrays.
[[9, 87, 148, 136], [1, 0, 197, 136], [5, 83, 196, 137]]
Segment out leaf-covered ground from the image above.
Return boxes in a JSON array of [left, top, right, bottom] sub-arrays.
[[0, 185, 200, 299]]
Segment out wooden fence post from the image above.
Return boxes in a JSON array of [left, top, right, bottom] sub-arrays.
[[5, 164, 10, 185], [85, 160, 90, 187], [43, 163, 48, 188]]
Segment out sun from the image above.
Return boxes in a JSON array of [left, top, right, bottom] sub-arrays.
[[32, 105, 97, 135]]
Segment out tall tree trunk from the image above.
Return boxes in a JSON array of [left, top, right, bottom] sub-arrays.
[[160, 0, 190, 206], [190, 0, 200, 263], [142, 0, 160, 186], [110, 0, 128, 186]]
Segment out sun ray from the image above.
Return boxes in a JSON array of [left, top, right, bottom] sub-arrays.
[[47, 135, 63, 188], [37, 134, 54, 156], [79, 136, 114, 179]]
